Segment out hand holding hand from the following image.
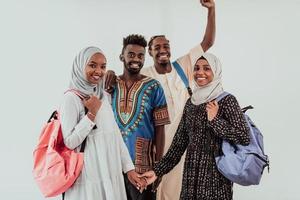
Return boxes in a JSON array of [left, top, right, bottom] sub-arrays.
[[206, 100, 219, 121], [139, 170, 157, 186], [200, 0, 215, 9], [127, 170, 147, 192]]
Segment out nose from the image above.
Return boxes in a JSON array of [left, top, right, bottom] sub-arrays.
[[159, 47, 167, 54], [196, 68, 204, 75], [132, 56, 141, 63], [95, 66, 104, 75]]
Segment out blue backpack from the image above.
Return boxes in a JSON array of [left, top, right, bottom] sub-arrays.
[[215, 92, 269, 186]]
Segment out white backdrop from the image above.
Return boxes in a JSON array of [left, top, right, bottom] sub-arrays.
[[0, 0, 299, 199]]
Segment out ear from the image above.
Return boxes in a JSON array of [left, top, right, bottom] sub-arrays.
[[119, 54, 124, 61]]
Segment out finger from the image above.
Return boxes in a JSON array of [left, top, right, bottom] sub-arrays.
[[206, 104, 213, 109], [83, 99, 88, 107], [207, 101, 214, 106], [138, 172, 151, 178]]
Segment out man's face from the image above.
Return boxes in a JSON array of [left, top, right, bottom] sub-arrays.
[[122, 44, 145, 74], [149, 36, 171, 66]]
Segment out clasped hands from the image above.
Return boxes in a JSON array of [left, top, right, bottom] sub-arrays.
[[127, 170, 158, 193]]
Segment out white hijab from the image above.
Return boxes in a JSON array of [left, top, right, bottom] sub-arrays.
[[191, 52, 224, 105], [69, 46, 104, 99]]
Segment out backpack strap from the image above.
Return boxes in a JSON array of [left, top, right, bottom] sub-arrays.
[[172, 61, 193, 96], [215, 92, 230, 102]]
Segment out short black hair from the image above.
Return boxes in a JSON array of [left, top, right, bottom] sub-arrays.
[[122, 34, 147, 53], [148, 35, 167, 50]]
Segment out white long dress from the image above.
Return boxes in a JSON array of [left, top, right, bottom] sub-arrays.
[[59, 92, 134, 200]]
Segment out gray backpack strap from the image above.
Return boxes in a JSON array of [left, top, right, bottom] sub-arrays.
[[215, 92, 230, 102]]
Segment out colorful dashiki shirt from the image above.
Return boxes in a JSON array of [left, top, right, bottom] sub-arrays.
[[112, 76, 170, 173]]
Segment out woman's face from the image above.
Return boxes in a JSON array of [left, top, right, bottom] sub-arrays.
[[193, 58, 214, 86], [85, 53, 107, 85]]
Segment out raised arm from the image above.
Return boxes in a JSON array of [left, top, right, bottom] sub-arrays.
[[200, 0, 216, 52]]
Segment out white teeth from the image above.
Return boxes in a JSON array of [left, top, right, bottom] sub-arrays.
[[197, 77, 206, 80], [93, 76, 100, 80], [159, 55, 168, 59], [131, 64, 139, 69]]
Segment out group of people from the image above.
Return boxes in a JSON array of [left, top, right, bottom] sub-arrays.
[[58, 0, 251, 200]]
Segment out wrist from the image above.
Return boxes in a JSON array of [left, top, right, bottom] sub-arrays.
[[87, 112, 96, 121], [87, 111, 96, 117], [127, 169, 134, 174], [208, 6, 215, 12]]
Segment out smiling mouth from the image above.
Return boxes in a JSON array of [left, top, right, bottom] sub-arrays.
[[158, 54, 169, 60], [92, 75, 101, 81], [129, 63, 141, 69], [196, 77, 206, 80]]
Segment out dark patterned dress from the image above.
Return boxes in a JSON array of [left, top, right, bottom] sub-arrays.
[[153, 94, 250, 200]]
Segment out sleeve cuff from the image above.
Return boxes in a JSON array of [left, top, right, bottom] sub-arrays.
[[75, 115, 96, 135], [123, 163, 135, 174]]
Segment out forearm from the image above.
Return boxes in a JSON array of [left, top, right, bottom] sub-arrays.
[[208, 117, 250, 145], [201, 7, 216, 52], [61, 115, 95, 149], [153, 131, 188, 177], [154, 125, 165, 161]]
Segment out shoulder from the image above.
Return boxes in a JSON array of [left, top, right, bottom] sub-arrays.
[[183, 98, 196, 111], [141, 65, 154, 75], [143, 76, 162, 87], [218, 93, 238, 104], [218, 93, 241, 110], [60, 91, 83, 110], [63, 91, 82, 102]]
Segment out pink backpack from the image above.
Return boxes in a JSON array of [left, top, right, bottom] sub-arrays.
[[33, 90, 87, 197]]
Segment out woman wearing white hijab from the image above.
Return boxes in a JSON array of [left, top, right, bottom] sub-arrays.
[[59, 47, 143, 200], [141, 53, 250, 199]]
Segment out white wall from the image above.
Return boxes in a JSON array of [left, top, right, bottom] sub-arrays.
[[0, 0, 299, 199]]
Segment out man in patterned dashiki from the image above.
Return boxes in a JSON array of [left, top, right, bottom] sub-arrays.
[[111, 34, 170, 200]]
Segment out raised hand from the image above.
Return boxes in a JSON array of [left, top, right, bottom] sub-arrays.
[[200, 0, 215, 9], [206, 100, 219, 121]]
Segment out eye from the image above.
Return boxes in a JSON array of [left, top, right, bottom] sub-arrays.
[[203, 66, 211, 71], [128, 53, 135, 58], [163, 44, 169, 49], [89, 63, 96, 68], [138, 54, 145, 59], [101, 64, 106, 69], [194, 66, 200, 71]]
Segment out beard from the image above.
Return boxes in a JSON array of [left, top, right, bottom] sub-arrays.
[[159, 61, 169, 68]]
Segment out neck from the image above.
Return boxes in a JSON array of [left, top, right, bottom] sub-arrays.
[[154, 61, 172, 74], [121, 71, 143, 82]]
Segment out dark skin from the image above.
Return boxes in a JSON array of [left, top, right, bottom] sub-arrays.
[[151, 125, 165, 191], [118, 44, 166, 192], [148, 0, 216, 75], [104, 0, 216, 90]]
